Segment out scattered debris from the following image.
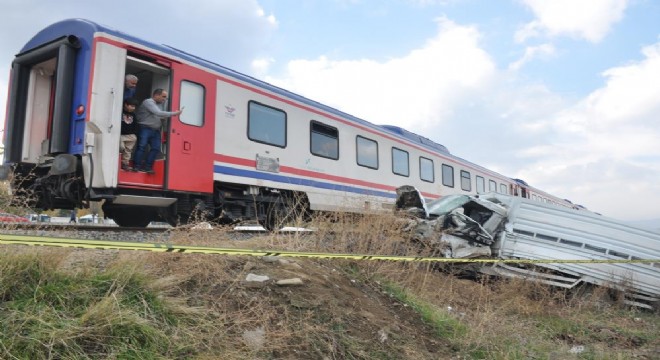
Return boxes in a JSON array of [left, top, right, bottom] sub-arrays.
[[569, 345, 586, 354], [191, 222, 213, 230], [242, 327, 266, 350], [377, 329, 388, 343], [245, 273, 270, 282], [276, 278, 304, 286], [261, 256, 279, 263]]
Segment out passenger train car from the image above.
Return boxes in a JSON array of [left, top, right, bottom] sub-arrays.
[[2, 19, 577, 228]]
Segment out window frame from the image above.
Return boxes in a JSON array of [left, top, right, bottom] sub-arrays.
[[356, 135, 379, 169], [442, 164, 455, 188], [178, 80, 205, 127], [391, 147, 410, 177], [310, 120, 339, 160], [419, 157, 434, 183], [476, 175, 485, 194], [247, 100, 287, 148], [489, 180, 497, 192], [460, 170, 471, 192]]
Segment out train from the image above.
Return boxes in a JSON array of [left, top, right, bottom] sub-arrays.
[[2, 19, 580, 229]]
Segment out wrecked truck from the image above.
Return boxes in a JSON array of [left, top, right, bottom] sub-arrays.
[[395, 186, 660, 309]]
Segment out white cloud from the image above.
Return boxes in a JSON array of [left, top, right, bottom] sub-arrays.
[[251, 57, 275, 75], [153, 0, 278, 73], [256, 5, 278, 26], [583, 42, 660, 124], [554, 42, 660, 136], [266, 17, 495, 129], [516, 0, 629, 43], [515, 40, 660, 219], [508, 43, 556, 70]]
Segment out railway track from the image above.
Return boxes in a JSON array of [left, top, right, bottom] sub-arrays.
[[0, 222, 171, 233], [0, 222, 314, 235], [0, 221, 318, 247]]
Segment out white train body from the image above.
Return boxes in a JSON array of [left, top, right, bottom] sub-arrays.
[[2, 19, 575, 228]]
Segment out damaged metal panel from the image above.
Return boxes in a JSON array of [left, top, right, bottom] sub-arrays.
[[485, 193, 660, 307], [394, 186, 660, 308]]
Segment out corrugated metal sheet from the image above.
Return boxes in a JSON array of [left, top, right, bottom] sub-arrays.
[[489, 196, 660, 303]]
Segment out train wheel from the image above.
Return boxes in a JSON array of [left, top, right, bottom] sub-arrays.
[[261, 204, 287, 231], [189, 199, 209, 223], [259, 204, 277, 231], [259, 192, 311, 231]]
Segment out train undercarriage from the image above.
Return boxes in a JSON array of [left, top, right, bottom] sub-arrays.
[[5, 156, 310, 230]]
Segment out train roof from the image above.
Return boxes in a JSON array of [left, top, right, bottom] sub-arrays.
[[379, 125, 449, 155], [512, 178, 529, 186]]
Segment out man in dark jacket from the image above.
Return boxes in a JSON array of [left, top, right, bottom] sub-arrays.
[[120, 97, 140, 171]]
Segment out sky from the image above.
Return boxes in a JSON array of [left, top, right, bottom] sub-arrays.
[[1, 0, 660, 224]]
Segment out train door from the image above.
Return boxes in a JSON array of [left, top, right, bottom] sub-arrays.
[[88, 42, 127, 189], [166, 63, 215, 193]]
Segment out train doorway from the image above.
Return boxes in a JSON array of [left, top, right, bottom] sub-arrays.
[[117, 55, 172, 188]]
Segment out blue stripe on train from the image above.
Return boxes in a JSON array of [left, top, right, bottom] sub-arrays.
[[214, 165, 396, 199]]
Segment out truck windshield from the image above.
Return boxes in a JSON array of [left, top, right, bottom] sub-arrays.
[[425, 195, 471, 217]]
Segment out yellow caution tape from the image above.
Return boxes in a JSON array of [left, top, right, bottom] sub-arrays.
[[0, 233, 657, 264]]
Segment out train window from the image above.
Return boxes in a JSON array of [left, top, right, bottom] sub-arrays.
[[310, 121, 339, 160], [500, 183, 508, 194], [248, 101, 286, 147], [476, 176, 485, 194], [489, 180, 497, 192], [356, 136, 378, 169], [532, 194, 538, 201], [460, 170, 471, 191], [392, 147, 409, 176], [419, 157, 434, 183], [179, 81, 204, 126], [442, 164, 454, 187]]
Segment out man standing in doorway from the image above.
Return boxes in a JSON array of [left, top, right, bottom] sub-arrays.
[[134, 89, 183, 174], [124, 74, 138, 100]]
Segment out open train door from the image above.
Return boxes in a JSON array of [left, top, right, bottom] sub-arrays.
[[166, 63, 216, 193]]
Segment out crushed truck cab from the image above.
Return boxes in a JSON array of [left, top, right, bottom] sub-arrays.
[[395, 186, 660, 309]]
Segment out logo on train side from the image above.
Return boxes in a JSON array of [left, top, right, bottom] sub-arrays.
[[224, 105, 236, 119]]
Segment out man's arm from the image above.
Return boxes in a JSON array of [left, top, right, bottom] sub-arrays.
[[143, 99, 182, 117]]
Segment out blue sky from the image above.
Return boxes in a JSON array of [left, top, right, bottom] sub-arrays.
[[1, 0, 660, 224]]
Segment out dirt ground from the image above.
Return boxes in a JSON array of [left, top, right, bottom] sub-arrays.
[[5, 227, 660, 359], [49, 230, 456, 358], [217, 255, 452, 359]]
